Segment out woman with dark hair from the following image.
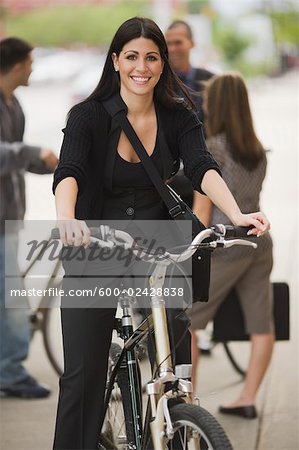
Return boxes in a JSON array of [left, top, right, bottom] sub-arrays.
[[191, 72, 274, 419], [53, 19, 270, 448]]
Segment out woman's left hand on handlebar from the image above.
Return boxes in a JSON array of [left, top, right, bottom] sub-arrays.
[[232, 211, 270, 237]]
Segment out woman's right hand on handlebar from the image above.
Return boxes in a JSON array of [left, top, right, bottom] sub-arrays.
[[231, 211, 270, 237], [56, 218, 91, 247]]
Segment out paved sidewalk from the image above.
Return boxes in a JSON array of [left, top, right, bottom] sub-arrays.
[[0, 70, 298, 450], [0, 324, 297, 450]]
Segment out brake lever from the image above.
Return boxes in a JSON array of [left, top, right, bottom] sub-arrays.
[[221, 239, 257, 249]]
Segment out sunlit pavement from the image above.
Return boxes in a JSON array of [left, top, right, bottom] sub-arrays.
[[0, 69, 298, 450]]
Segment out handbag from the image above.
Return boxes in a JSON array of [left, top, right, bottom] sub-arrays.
[[213, 282, 290, 341], [102, 97, 212, 302], [167, 163, 194, 208]]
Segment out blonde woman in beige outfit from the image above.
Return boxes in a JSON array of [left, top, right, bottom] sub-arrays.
[[191, 73, 275, 419]]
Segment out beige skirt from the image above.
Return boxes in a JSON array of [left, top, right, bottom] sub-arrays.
[[189, 244, 274, 335]]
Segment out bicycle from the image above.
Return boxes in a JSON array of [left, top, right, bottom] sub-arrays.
[[22, 228, 251, 380], [19, 236, 64, 376], [52, 223, 256, 449]]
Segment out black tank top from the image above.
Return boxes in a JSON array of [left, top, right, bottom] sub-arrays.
[[110, 137, 163, 188], [102, 130, 167, 221]]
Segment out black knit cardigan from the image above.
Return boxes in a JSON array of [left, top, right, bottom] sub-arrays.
[[53, 94, 220, 220]]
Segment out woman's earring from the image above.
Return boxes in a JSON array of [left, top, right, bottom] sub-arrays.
[[115, 68, 119, 72]]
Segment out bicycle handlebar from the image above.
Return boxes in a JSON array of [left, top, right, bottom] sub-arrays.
[[50, 224, 253, 242], [212, 224, 253, 238], [51, 224, 257, 265]]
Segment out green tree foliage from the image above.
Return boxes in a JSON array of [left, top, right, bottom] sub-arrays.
[[6, 1, 147, 47], [187, 0, 211, 15], [213, 25, 253, 63], [270, 9, 299, 45]]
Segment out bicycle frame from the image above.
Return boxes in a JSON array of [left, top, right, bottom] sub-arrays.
[[101, 262, 195, 450], [50, 223, 255, 450], [101, 296, 151, 448]]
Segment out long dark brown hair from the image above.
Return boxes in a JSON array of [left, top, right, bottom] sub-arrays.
[[81, 17, 194, 109], [205, 72, 265, 170]]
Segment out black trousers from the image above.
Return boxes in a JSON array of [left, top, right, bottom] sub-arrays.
[[53, 304, 190, 450], [53, 189, 192, 449]]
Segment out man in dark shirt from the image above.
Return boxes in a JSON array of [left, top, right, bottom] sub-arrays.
[[165, 20, 214, 122], [0, 37, 58, 398], [165, 20, 215, 209]]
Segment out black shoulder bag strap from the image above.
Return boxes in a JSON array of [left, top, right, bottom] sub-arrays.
[[102, 98, 185, 219]]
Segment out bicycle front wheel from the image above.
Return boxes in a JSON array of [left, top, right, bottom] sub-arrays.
[[166, 403, 233, 450]]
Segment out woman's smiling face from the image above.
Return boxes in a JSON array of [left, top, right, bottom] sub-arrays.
[[112, 37, 164, 98]]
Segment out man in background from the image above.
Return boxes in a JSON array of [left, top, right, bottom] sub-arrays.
[[165, 20, 214, 210], [0, 37, 58, 398], [165, 19, 214, 122]]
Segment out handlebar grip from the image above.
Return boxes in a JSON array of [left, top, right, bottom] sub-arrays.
[[223, 225, 255, 238], [51, 227, 106, 240]]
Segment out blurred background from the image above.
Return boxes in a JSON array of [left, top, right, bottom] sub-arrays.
[[0, 0, 297, 277], [0, 1, 298, 449], [1, 0, 299, 88]]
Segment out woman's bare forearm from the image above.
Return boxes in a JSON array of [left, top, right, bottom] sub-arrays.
[[201, 170, 270, 235], [192, 191, 212, 226], [55, 177, 78, 220], [54, 177, 90, 246], [201, 170, 241, 223]]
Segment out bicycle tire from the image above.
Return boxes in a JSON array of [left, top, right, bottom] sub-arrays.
[[99, 343, 142, 449], [166, 403, 233, 450], [223, 342, 247, 377], [42, 303, 63, 376]]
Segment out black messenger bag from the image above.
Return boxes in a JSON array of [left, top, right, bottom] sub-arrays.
[[213, 282, 290, 341]]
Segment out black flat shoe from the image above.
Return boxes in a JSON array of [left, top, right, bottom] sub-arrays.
[[219, 405, 257, 419]]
